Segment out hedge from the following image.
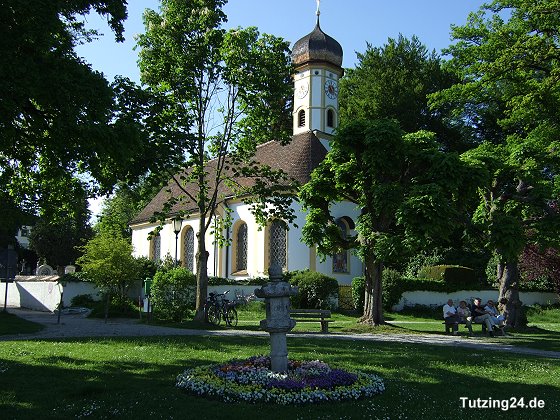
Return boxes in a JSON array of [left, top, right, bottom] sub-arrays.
[[287, 270, 338, 310]]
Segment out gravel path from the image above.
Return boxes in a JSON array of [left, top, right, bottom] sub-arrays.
[[3, 307, 560, 359]]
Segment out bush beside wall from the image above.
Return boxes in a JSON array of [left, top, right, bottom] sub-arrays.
[[288, 271, 338, 310]]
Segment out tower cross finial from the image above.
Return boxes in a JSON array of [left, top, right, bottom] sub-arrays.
[[316, 0, 321, 16]]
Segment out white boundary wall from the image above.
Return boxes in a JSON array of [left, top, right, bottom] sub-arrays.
[[4, 279, 557, 313], [393, 290, 559, 311]]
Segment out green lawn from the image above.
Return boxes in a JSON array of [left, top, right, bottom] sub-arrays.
[[0, 335, 559, 419]]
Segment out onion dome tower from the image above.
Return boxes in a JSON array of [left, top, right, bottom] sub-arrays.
[[292, 3, 343, 144]]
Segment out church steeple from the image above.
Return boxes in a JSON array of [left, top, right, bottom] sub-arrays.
[[291, 5, 343, 143]]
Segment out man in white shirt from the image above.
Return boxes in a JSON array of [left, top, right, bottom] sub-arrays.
[[443, 299, 460, 335]]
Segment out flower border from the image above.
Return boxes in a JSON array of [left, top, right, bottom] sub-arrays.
[[176, 357, 385, 405]]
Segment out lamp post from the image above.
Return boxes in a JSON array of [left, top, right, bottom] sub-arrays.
[[172, 217, 183, 266]]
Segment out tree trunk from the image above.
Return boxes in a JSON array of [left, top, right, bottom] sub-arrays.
[[193, 224, 209, 322], [497, 259, 527, 328], [361, 253, 384, 326]]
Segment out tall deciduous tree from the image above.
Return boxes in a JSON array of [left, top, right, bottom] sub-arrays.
[[301, 120, 469, 325], [431, 0, 560, 327], [0, 1, 185, 222], [136, 0, 294, 320]]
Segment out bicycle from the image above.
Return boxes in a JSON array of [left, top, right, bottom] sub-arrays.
[[205, 290, 238, 327]]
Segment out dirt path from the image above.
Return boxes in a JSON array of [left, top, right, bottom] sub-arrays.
[[3, 307, 560, 359]]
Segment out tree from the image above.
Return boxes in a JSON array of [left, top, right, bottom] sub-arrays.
[[339, 35, 466, 151], [95, 178, 165, 239], [77, 231, 142, 320], [301, 120, 469, 325], [136, 0, 295, 321], [519, 245, 560, 294], [0, 1, 184, 223], [29, 178, 93, 273], [431, 0, 560, 327]]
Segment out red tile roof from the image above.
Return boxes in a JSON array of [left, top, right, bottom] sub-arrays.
[[130, 132, 327, 225]]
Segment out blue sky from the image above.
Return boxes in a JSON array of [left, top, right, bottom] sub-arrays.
[[82, 0, 488, 217], [77, 0, 488, 84]]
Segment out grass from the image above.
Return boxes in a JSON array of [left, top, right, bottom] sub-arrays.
[[0, 335, 559, 419], [136, 302, 560, 352], [0, 311, 43, 335]]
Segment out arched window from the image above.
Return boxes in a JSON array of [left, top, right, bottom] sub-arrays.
[[327, 109, 335, 128], [298, 110, 306, 127], [332, 219, 349, 273], [183, 227, 194, 272], [235, 222, 248, 272], [269, 220, 287, 270], [151, 234, 161, 263]]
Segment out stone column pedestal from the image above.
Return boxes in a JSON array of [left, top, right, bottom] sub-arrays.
[[254, 263, 298, 372]]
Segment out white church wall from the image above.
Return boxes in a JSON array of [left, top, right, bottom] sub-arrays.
[[131, 224, 154, 258]]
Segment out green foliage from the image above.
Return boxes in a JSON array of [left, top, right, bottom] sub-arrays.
[[151, 267, 197, 322], [95, 178, 167, 239], [486, 253, 555, 292], [137, 257, 158, 282], [431, 0, 560, 299], [69, 294, 97, 308], [301, 118, 472, 324], [340, 35, 465, 151], [382, 269, 404, 311], [208, 276, 267, 286], [418, 265, 478, 290], [288, 271, 339, 310], [136, 1, 295, 317], [404, 250, 445, 279], [88, 296, 139, 318], [351, 276, 366, 313], [76, 232, 142, 300], [1, 1, 182, 223], [60, 272, 92, 283], [30, 216, 93, 271]]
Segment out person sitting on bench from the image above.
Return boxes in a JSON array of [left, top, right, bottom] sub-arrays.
[[443, 299, 460, 335], [484, 299, 505, 328], [471, 298, 495, 336], [457, 300, 473, 334]]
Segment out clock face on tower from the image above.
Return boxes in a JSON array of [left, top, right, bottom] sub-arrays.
[[296, 82, 309, 99], [324, 79, 338, 99]]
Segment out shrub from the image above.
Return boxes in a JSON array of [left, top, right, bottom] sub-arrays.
[[151, 267, 196, 321], [208, 276, 268, 286], [69, 293, 96, 308], [352, 276, 365, 314], [136, 257, 158, 282], [418, 265, 478, 290], [288, 271, 338, 310], [382, 269, 404, 311]]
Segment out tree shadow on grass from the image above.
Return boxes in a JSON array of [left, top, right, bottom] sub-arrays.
[[1, 336, 559, 419]]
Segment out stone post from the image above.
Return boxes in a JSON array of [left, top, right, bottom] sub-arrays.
[[254, 263, 298, 372]]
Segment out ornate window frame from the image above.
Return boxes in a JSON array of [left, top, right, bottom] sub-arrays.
[[181, 225, 195, 272], [231, 220, 248, 275], [265, 220, 288, 272]]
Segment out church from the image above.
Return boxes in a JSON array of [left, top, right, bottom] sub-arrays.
[[130, 13, 363, 285]]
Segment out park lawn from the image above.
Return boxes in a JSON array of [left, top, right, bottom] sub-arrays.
[[0, 312, 43, 335], [0, 335, 559, 420]]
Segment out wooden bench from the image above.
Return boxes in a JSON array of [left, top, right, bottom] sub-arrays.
[[290, 309, 333, 333], [443, 319, 505, 336], [443, 320, 487, 334]]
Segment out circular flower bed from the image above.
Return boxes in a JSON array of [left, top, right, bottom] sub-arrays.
[[176, 355, 385, 405]]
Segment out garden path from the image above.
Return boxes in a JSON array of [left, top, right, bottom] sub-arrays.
[[3, 307, 559, 360]]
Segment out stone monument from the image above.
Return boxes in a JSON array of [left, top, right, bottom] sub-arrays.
[[254, 262, 298, 372]]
